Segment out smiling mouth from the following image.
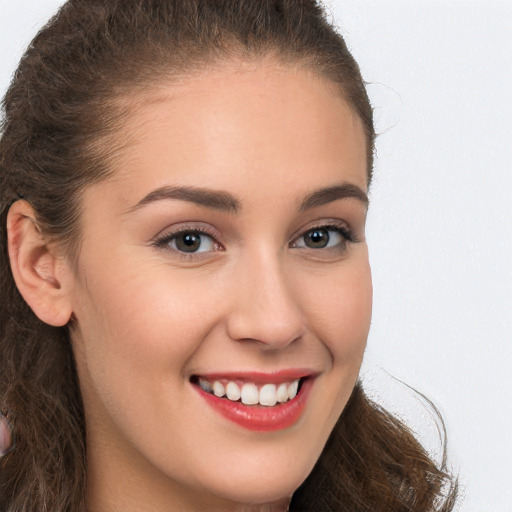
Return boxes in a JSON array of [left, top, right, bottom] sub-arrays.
[[190, 373, 313, 431], [190, 376, 305, 407]]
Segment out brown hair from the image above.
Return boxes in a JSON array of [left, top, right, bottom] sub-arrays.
[[0, 1, 457, 510]]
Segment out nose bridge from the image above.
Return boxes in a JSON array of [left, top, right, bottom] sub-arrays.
[[226, 245, 304, 348]]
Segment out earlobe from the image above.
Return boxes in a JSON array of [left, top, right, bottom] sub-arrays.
[[7, 200, 74, 327]]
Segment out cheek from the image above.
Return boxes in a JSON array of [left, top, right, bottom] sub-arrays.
[[287, 257, 371, 452], [300, 257, 372, 362], [71, 263, 225, 425], [70, 265, 228, 466], [77, 262, 220, 361], [316, 258, 372, 420]]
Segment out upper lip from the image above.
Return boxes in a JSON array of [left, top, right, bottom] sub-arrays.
[[191, 368, 318, 384]]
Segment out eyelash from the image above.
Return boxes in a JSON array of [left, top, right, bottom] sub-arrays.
[[152, 221, 355, 260], [152, 224, 221, 261], [290, 223, 354, 250]]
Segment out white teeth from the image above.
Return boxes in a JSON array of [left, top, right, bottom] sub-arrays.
[[259, 383, 277, 406], [276, 383, 289, 403], [288, 380, 299, 400], [200, 378, 302, 405], [240, 383, 259, 405], [212, 381, 225, 398], [226, 381, 241, 401]]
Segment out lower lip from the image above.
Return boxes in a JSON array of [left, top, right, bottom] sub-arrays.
[[195, 379, 313, 432]]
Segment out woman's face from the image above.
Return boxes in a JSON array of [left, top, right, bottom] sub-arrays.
[[69, 61, 372, 511]]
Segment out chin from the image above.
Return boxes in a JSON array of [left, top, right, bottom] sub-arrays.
[[197, 457, 312, 507]]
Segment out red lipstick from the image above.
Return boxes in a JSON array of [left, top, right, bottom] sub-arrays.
[[192, 371, 314, 431]]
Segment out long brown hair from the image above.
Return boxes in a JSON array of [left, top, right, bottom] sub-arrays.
[[0, 1, 457, 510]]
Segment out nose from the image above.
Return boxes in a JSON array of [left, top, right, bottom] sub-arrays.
[[226, 251, 305, 349]]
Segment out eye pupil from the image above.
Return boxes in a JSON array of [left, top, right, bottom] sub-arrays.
[[305, 228, 329, 248], [176, 233, 202, 252]]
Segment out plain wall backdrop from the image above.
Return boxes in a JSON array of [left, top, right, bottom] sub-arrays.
[[1, 1, 511, 510]]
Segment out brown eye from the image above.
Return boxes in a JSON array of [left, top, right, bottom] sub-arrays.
[[304, 228, 330, 248], [156, 230, 216, 254], [292, 225, 351, 251], [175, 233, 203, 252]]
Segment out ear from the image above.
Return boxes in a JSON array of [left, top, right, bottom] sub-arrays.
[[7, 200, 74, 327]]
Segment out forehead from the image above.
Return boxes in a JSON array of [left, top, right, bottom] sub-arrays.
[[94, 61, 368, 209]]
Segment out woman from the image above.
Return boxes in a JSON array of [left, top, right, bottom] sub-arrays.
[[0, 1, 457, 511]]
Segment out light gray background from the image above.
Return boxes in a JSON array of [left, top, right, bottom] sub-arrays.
[[1, 1, 511, 510]]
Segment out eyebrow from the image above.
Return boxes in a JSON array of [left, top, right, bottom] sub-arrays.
[[127, 182, 368, 214], [127, 185, 241, 213], [299, 183, 369, 211]]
